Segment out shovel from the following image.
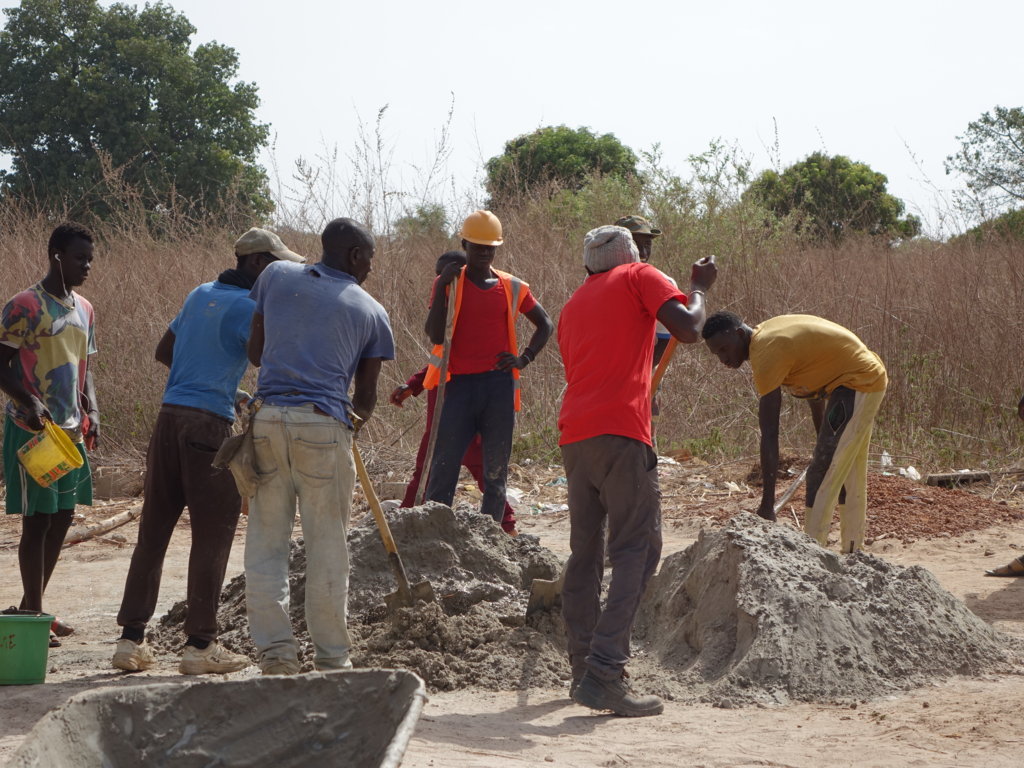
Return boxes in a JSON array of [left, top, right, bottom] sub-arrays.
[[651, 337, 678, 397], [773, 467, 808, 517], [526, 564, 566, 618], [352, 439, 436, 615], [415, 281, 458, 506]]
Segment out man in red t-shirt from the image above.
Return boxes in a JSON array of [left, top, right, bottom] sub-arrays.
[[558, 224, 716, 717], [389, 250, 517, 531], [422, 211, 553, 524]]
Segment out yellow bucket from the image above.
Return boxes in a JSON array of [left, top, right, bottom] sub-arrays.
[[16, 421, 84, 488]]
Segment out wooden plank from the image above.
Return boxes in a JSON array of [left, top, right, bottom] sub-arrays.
[[63, 502, 143, 547], [925, 471, 991, 487]]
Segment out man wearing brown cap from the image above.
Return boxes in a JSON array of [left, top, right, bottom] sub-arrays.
[[113, 228, 304, 675]]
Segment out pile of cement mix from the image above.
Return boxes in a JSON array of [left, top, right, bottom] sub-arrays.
[[630, 513, 1023, 706], [154, 503, 569, 691], [154, 506, 1020, 703]]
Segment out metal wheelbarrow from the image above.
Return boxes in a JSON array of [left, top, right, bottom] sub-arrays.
[[9, 669, 427, 768]]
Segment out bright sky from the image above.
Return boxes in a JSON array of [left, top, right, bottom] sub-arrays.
[[9, 0, 1024, 236]]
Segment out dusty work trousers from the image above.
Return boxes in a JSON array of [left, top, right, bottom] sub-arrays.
[[561, 435, 662, 680], [401, 387, 516, 529], [117, 405, 240, 642], [245, 405, 355, 669], [804, 387, 886, 552], [425, 370, 515, 523]]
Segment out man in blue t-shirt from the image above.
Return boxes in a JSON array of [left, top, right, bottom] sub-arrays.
[[113, 228, 304, 676], [244, 217, 394, 676]]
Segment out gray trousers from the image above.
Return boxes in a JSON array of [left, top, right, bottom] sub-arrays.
[[560, 435, 662, 680]]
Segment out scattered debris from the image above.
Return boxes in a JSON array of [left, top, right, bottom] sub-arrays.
[[927, 470, 992, 487], [661, 471, 1024, 544], [898, 466, 922, 482]]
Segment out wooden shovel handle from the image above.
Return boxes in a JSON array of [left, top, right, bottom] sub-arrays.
[[416, 286, 457, 505], [353, 439, 413, 600], [651, 337, 678, 396]]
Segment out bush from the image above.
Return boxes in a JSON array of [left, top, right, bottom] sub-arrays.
[[3, 166, 1022, 475]]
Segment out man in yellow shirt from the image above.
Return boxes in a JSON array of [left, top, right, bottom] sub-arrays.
[[702, 312, 887, 552], [983, 393, 1024, 576]]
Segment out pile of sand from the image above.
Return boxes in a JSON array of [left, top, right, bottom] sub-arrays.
[[155, 506, 1021, 703], [630, 513, 1023, 706], [154, 503, 569, 691]]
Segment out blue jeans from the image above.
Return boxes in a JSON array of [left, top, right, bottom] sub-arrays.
[[424, 370, 515, 522]]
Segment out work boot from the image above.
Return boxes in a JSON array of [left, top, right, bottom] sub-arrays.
[[179, 642, 251, 675], [112, 638, 156, 672], [569, 672, 584, 699], [260, 658, 301, 676], [314, 658, 353, 672], [572, 670, 664, 717], [571, 666, 629, 698]]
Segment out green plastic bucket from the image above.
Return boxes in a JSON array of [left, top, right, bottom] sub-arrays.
[[0, 612, 53, 685]]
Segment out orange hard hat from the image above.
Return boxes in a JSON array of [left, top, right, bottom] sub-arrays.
[[459, 210, 504, 246]]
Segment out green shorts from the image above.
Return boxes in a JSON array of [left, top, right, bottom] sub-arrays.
[[3, 415, 92, 516]]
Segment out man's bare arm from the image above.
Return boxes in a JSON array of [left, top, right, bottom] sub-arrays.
[[809, 398, 826, 435], [155, 328, 175, 368], [496, 302, 554, 371], [247, 313, 265, 367], [351, 357, 384, 422], [0, 344, 50, 429], [757, 387, 783, 521], [655, 256, 717, 343], [425, 263, 462, 345]]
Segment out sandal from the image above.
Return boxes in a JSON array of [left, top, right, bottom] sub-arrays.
[[984, 556, 1024, 577], [51, 617, 75, 637], [49, 632, 61, 648]]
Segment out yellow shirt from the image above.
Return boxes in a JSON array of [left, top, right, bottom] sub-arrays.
[[748, 315, 887, 398]]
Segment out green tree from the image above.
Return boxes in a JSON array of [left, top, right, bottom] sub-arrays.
[[945, 106, 1024, 208], [393, 203, 449, 240], [0, 0, 271, 220], [484, 125, 638, 204], [744, 152, 920, 243], [953, 208, 1024, 245]]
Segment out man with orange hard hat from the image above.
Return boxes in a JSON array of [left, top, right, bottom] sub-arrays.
[[422, 210, 553, 526]]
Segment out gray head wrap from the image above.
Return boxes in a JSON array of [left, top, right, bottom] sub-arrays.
[[583, 225, 640, 273]]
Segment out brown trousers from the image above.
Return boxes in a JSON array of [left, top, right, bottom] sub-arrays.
[[560, 434, 662, 680], [117, 405, 241, 641]]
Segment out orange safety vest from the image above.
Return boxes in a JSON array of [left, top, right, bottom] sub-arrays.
[[423, 267, 529, 411]]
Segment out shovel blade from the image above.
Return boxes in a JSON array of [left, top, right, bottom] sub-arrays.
[[526, 578, 561, 617], [383, 580, 437, 616], [411, 580, 436, 604]]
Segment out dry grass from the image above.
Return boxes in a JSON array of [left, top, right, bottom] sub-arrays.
[[2, 198, 1023, 476]]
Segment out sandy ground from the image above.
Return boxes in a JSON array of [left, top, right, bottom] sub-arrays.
[[1, 481, 1023, 767]]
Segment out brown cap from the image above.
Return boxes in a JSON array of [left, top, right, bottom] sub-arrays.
[[234, 228, 305, 262], [614, 215, 662, 237]]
